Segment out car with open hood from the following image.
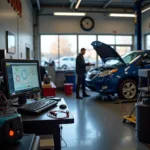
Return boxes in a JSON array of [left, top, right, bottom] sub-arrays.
[[85, 41, 150, 99]]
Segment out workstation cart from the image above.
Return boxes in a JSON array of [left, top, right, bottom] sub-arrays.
[[123, 69, 150, 124]]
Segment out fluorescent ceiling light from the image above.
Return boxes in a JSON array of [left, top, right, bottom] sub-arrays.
[[75, 0, 81, 9], [142, 7, 150, 13], [54, 12, 86, 16], [109, 13, 135, 17]]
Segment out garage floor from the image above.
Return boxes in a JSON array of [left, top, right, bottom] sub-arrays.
[[56, 91, 150, 150]]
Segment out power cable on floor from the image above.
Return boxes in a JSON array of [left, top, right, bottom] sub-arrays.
[[60, 125, 67, 148]]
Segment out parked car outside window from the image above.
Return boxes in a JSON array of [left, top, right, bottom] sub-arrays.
[[54, 56, 76, 70]]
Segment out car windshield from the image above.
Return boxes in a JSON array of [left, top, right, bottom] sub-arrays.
[[104, 51, 142, 67], [122, 51, 142, 64], [104, 58, 122, 67]]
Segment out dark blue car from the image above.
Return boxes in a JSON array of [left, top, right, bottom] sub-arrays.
[[85, 41, 150, 99]]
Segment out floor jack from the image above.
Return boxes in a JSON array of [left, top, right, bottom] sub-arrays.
[[123, 106, 136, 124]]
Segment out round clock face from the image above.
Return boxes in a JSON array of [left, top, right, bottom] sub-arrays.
[[80, 17, 95, 31]]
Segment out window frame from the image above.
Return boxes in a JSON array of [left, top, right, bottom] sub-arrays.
[[145, 33, 150, 50], [40, 34, 133, 69]]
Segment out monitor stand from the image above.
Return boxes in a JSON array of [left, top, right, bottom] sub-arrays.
[[18, 95, 27, 105], [11, 95, 27, 106]]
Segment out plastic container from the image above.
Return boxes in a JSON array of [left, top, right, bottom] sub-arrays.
[[65, 71, 76, 92], [64, 83, 73, 95], [42, 88, 56, 97]]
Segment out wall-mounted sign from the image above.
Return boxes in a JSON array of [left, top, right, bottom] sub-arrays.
[[7, 0, 22, 17]]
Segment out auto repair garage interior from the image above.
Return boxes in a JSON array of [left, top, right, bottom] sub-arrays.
[[1, 0, 150, 150]]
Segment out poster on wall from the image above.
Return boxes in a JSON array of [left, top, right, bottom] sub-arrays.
[[6, 31, 16, 54]]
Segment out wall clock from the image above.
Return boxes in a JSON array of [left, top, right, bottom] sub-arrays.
[[80, 17, 95, 31]]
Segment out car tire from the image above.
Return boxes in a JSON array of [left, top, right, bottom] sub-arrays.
[[61, 65, 67, 70], [118, 79, 137, 99]]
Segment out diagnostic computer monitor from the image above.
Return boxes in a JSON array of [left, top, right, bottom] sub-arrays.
[[2, 59, 41, 104]]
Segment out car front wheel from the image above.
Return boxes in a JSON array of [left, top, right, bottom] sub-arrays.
[[118, 79, 137, 99], [61, 65, 67, 70]]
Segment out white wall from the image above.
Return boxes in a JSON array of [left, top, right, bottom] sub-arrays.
[[0, 0, 33, 59], [39, 12, 134, 34]]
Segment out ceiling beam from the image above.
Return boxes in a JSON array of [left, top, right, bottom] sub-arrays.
[[36, 0, 41, 11], [103, 0, 113, 8]]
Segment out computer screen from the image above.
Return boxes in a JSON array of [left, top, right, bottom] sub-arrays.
[[2, 59, 41, 99]]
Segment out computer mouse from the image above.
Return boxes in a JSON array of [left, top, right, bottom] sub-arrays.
[[59, 104, 67, 109]]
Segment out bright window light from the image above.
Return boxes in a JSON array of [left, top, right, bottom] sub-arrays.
[[142, 7, 150, 13], [54, 12, 86, 16], [75, 0, 81, 9], [109, 13, 135, 18]]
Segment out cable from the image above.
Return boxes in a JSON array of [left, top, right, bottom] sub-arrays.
[[0, 91, 17, 115], [60, 125, 67, 148], [47, 110, 69, 119], [47, 112, 68, 148], [11, 98, 18, 104], [61, 135, 67, 148]]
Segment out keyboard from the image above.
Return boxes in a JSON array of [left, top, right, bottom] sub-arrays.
[[46, 97, 61, 101], [17, 98, 58, 114]]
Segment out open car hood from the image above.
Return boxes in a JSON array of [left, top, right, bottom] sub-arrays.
[[91, 41, 126, 65]]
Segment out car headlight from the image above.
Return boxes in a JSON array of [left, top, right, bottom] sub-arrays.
[[98, 69, 118, 77]]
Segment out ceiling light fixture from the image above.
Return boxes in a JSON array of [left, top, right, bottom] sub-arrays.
[[109, 13, 135, 18], [54, 12, 86, 16], [142, 7, 150, 13], [75, 0, 81, 9]]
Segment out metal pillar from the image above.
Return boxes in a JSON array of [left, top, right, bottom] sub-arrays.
[[134, 0, 142, 50]]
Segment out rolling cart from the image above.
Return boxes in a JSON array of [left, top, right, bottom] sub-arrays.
[[123, 69, 150, 124]]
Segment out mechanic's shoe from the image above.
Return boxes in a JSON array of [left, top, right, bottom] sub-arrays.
[[76, 96, 83, 99], [83, 94, 91, 97]]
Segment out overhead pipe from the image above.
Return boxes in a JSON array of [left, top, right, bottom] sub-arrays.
[[36, 0, 41, 11]]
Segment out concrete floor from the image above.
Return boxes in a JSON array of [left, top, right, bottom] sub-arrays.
[[56, 91, 150, 150]]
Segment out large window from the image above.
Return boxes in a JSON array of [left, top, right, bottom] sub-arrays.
[[41, 35, 58, 66], [98, 35, 115, 45], [78, 35, 97, 65], [116, 36, 132, 45], [146, 35, 150, 50], [116, 46, 131, 56], [41, 35, 77, 70], [98, 35, 132, 56], [59, 35, 77, 70], [40, 34, 133, 69]]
